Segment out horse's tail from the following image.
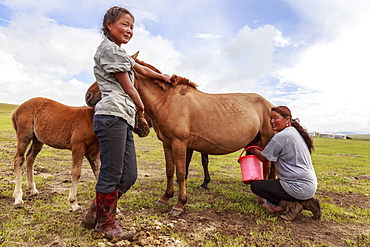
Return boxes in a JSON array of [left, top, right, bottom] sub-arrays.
[[10, 108, 18, 132]]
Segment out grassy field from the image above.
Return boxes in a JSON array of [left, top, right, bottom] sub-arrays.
[[0, 103, 18, 132], [0, 103, 369, 246]]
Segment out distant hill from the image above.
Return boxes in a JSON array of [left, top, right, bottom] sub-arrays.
[[1, 102, 369, 140], [338, 132, 364, 136], [347, 134, 370, 140], [0, 102, 18, 112]]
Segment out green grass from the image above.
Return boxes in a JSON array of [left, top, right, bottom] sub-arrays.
[[1, 102, 370, 246], [0, 103, 18, 132]]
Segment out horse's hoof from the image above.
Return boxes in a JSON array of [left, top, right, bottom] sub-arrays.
[[14, 203, 24, 209], [198, 185, 209, 190], [155, 199, 167, 207], [169, 208, 183, 216], [30, 189, 39, 196], [71, 203, 82, 213]]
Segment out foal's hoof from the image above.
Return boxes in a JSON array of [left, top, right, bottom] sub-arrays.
[[155, 199, 167, 207], [14, 203, 24, 209], [70, 203, 82, 213], [169, 208, 183, 216]]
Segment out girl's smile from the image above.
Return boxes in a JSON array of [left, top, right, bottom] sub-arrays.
[[108, 13, 134, 46]]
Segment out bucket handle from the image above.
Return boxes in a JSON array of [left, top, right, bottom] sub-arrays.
[[239, 145, 263, 159]]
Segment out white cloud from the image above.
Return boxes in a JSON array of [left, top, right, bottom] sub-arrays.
[[193, 33, 222, 40], [0, 10, 101, 105], [276, 0, 370, 133], [0, 0, 369, 134], [185, 24, 292, 94]]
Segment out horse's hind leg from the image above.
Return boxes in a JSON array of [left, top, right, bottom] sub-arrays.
[[184, 150, 210, 189], [199, 153, 210, 190], [86, 151, 100, 180], [26, 139, 43, 196], [185, 149, 194, 180], [13, 136, 32, 208]]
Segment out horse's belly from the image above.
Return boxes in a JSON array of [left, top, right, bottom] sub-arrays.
[[188, 129, 258, 155]]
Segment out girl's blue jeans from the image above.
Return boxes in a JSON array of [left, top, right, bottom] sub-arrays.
[[93, 115, 137, 194]]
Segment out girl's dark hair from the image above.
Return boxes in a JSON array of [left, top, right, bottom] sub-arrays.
[[102, 6, 135, 42], [272, 106, 314, 153]]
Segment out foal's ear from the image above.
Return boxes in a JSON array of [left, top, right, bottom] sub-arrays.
[[131, 51, 139, 60]]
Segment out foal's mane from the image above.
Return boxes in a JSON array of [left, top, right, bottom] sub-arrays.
[[135, 59, 198, 91]]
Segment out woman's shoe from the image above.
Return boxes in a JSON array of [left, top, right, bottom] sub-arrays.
[[300, 198, 322, 220], [279, 200, 303, 221]]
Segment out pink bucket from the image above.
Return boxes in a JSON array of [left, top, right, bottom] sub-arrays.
[[237, 146, 263, 184]]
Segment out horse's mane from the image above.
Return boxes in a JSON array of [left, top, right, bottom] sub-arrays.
[[135, 59, 198, 91]]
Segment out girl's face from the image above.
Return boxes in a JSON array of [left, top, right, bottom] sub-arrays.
[[270, 110, 290, 132], [108, 13, 134, 46]]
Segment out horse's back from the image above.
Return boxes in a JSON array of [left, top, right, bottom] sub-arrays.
[[157, 90, 273, 154], [12, 97, 95, 149]]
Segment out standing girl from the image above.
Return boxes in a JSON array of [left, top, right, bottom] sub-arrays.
[[82, 6, 171, 241], [250, 106, 321, 221]]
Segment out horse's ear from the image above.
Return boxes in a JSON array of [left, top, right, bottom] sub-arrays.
[[131, 51, 139, 60]]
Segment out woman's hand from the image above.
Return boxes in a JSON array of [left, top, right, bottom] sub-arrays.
[[251, 147, 268, 162]]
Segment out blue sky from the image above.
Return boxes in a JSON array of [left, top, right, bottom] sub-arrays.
[[0, 0, 369, 134]]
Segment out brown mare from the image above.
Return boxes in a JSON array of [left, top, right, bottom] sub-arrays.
[[86, 54, 275, 216], [85, 89, 211, 190], [11, 97, 149, 212]]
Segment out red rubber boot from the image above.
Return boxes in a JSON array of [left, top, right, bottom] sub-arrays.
[[95, 190, 134, 241]]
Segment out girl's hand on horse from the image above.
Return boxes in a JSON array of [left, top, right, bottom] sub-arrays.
[[161, 74, 172, 84], [137, 109, 145, 119], [134, 63, 171, 84]]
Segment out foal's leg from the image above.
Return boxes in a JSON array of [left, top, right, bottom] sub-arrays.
[[85, 151, 100, 180], [13, 136, 32, 208], [69, 147, 85, 212], [25, 138, 43, 196]]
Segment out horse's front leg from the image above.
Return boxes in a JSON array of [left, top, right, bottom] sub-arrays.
[[69, 149, 84, 212], [156, 143, 175, 207], [170, 142, 188, 216]]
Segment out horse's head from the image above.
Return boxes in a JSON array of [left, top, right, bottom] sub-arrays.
[[133, 113, 150, 137], [84, 81, 150, 137], [85, 81, 101, 107]]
